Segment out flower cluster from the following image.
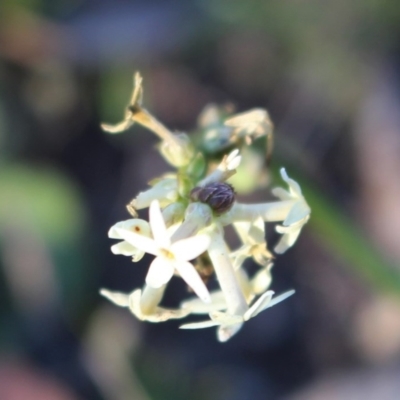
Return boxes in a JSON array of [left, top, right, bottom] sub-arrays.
[[100, 73, 310, 342]]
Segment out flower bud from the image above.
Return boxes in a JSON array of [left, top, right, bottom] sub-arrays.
[[190, 182, 235, 215]]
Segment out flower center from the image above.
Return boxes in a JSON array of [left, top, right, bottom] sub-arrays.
[[160, 248, 175, 260]]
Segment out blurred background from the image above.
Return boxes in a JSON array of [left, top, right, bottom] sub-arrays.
[[2, 0, 400, 399]]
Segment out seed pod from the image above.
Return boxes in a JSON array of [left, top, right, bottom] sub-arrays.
[[190, 182, 235, 215]]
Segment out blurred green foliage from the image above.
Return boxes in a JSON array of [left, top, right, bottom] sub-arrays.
[[0, 164, 85, 245]]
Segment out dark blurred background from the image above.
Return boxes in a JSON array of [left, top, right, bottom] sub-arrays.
[[2, 1, 400, 399]]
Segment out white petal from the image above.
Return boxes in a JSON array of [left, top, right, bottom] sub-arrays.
[[266, 290, 295, 309], [225, 109, 266, 130], [170, 234, 211, 261], [174, 260, 211, 303], [234, 218, 265, 245], [210, 311, 242, 325], [133, 298, 191, 322], [149, 200, 170, 249], [181, 291, 227, 314], [131, 250, 146, 262], [115, 228, 159, 256], [180, 320, 221, 329], [274, 228, 301, 254], [250, 217, 266, 243], [145, 257, 175, 288], [231, 249, 249, 270], [244, 290, 274, 320], [233, 221, 252, 243], [275, 224, 292, 234], [151, 307, 190, 321], [108, 219, 150, 239], [217, 323, 243, 342], [227, 148, 240, 161], [271, 187, 291, 201], [198, 104, 220, 127], [100, 289, 130, 307], [251, 267, 273, 295], [280, 168, 302, 197], [226, 149, 241, 170], [283, 201, 310, 226], [111, 242, 144, 260]]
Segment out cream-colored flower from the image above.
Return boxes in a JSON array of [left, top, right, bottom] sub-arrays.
[[100, 288, 190, 322], [272, 168, 311, 253], [115, 200, 211, 303], [231, 217, 273, 269], [224, 109, 273, 144], [180, 289, 294, 342], [108, 219, 151, 261]]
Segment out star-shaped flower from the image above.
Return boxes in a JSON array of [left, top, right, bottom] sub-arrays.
[[272, 169, 311, 253], [180, 289, 295, 342], [115, 200, 211, 303], [231, 217, 273, 269]]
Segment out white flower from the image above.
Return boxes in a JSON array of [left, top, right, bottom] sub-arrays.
[[180, 289, 295, 342], [231, 217, 273, 269], [272, 168, 311, 253], [115, 200, 211, 303], [108, 219, 151, 261], [100, 288, 190, 322]]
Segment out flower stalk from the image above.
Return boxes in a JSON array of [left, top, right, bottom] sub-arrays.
[[207, 227, 248, 316], [139, 284, 166, 315]]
